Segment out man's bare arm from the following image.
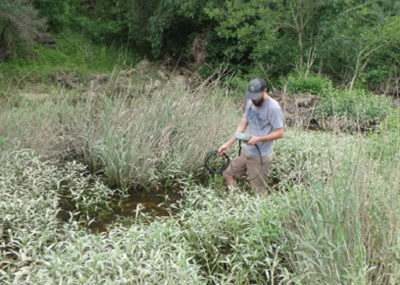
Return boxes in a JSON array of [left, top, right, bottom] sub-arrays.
[[218, 117, 248, 154], [246, 127, 284, 145]]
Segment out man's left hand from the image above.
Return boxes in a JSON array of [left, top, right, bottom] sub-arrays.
[[245, 135, 258, 145]]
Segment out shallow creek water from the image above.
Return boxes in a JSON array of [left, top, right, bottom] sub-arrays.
[[93, 190, 181, 232], [58, 189, 182, 233]]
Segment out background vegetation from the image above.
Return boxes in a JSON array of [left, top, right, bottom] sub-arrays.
[[1, 0, 400, 284], [1, 0, 400, 93]]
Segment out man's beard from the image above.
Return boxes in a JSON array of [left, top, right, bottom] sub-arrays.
[[252, 98, 264, 107]]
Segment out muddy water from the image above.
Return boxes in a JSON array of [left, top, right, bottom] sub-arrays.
[[87, 190, 182, 233]]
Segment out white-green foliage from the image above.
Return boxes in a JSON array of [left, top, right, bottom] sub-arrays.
[[12, 187, 286, 285], [1, 139, 400, 284], [56, 160, 125, 220], [0, 79, 399, 284], [0, 150, 61, 283], [26, 222, 202, 284], [178, 187, 284, 284], [0, 149, 123, 284]]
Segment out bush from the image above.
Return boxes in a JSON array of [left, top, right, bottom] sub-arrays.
[[316, 88, 392, 130], [282, 72, 332, 95]]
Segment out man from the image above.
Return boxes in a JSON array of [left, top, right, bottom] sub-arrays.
[[218, 78, 284, 195]]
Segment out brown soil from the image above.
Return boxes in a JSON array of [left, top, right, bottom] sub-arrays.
[[269, 91, 322, 130]]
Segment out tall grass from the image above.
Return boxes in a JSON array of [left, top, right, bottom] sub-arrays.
[[270, 129, 357, 190], [277, 146, 400, 283], [0, 78, 240, 189], [79, 85, 240, 188]]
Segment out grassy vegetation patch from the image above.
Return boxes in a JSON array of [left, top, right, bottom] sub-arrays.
[[270, 129, 358, 190], [0, 32, 138, 91], [316, 88, 393, 131], [0, 63, 399, 283], [0, 81, 240, 189], [1, 142, 399, 283], [367, 107, 400, 160]]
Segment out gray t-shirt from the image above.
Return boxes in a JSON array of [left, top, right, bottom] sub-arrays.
[[243, 97, 283, 156]]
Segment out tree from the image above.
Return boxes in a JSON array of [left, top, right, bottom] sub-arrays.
[[322, 0, 400, 89], [283, 0, 321, 70], [0, 0, 49, 61], [203, 0, 280, 78]]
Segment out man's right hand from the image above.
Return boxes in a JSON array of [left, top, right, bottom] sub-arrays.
[[218, 143, 230, 156]]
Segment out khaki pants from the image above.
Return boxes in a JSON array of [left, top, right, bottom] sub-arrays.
[[223, 149, 274, 194]]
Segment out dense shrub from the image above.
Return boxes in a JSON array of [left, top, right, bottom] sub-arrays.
[[282, 72, 332, 95], [315, 88, 393, 130]]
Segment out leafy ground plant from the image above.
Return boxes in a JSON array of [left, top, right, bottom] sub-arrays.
[[7, 186, 288, 284], [0, 149, 124, 283], [0, 150, 63, 283]]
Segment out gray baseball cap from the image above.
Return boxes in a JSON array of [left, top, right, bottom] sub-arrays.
[[245, 78, 266, 100]]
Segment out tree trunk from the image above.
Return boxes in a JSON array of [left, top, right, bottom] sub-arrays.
[[0, 24, 11, 62], [349, 52, 361, 91], [298, 29, 303, 70]]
